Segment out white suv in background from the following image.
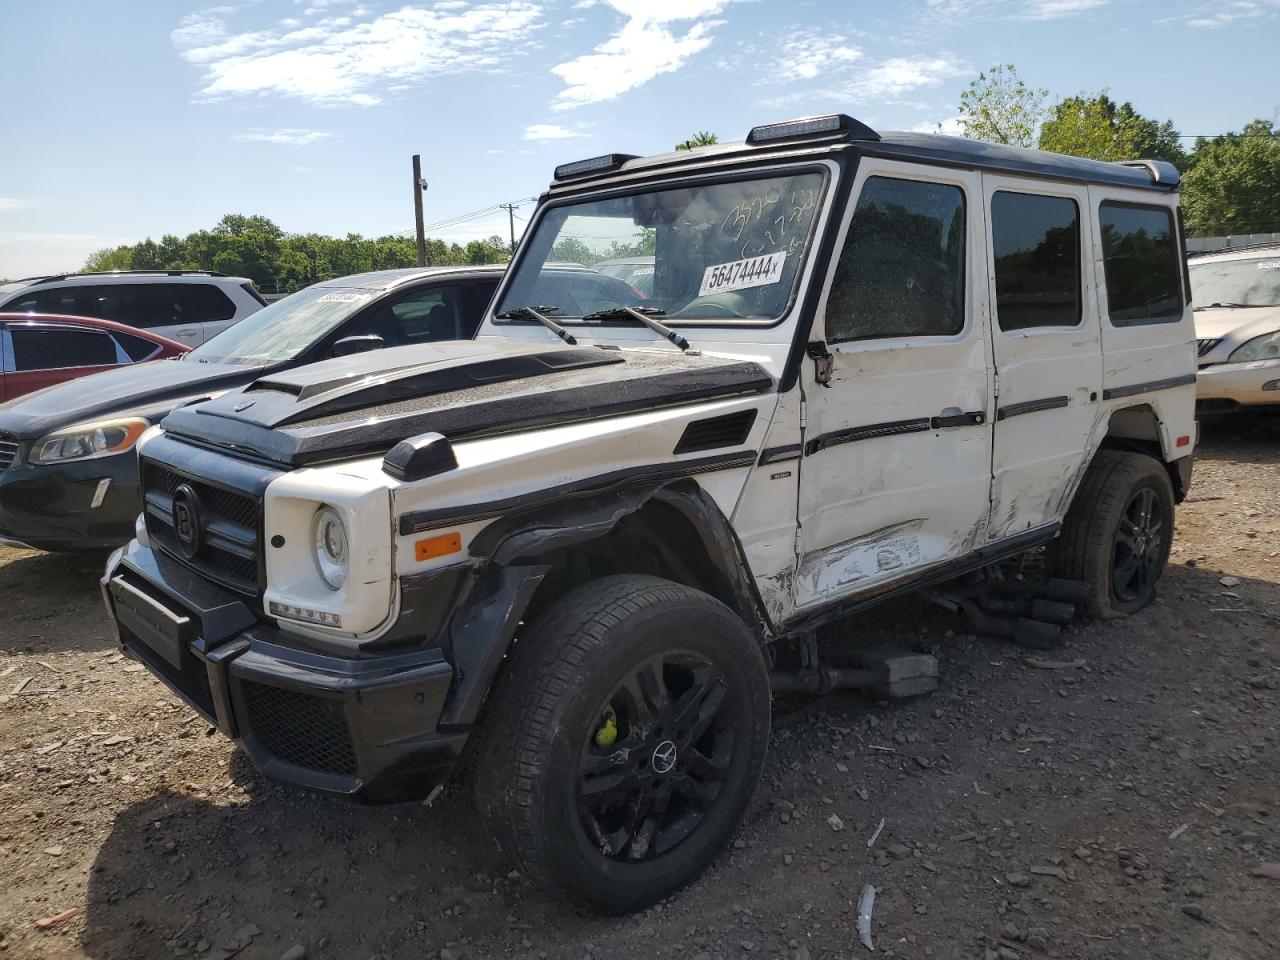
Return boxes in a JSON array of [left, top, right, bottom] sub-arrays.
[[1189, 244, 1280, 412], [0, 271, 265, 347]]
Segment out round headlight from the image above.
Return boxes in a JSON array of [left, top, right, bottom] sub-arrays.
[[311, 506, 349, 591]]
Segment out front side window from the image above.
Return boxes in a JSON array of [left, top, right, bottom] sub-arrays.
[[826, 176, 966, 342], [1099, 202, 1183, 326], [1189, 256, 1280, 309], [496, 170, 827, 324], [991, 192, 1082, 331], [342, 285, 471, 345], [11, 328, 118, 370]]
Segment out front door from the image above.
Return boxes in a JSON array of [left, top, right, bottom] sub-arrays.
[[794, 160, 994, 613], [982, 176, 1103, 539]]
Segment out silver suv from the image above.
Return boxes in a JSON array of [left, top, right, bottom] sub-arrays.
[[0, 270, 265, 347]]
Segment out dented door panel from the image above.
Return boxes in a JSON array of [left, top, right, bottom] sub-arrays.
[[793, 160, 995, 613], [983, 176, 1104, 540]]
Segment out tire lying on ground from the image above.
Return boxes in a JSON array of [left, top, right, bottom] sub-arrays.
[[474, 574, 771, 914], [1049, 449, 1175, 620]]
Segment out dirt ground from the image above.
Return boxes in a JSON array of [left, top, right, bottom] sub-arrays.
[[1, 418, 1277, 960]]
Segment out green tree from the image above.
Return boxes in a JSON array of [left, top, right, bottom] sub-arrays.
[[1038, 92, 1184, 166], [955, 65, 1047, 148], [1182, 120, 1280, 236], [676, 131, 719, 151]]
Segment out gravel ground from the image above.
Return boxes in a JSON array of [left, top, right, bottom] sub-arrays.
[[1, 417, 1277, 960]]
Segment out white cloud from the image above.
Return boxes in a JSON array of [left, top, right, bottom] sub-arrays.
[[523, 123, 587, 141], [551, 0, 741, 110], [173, 2, 545, 105], [764, 28, 863, 83], [0, 198, 41, 212], [235, 128, 337, 146], [910, 116, 964, 135], [922, 0, 1107, 20], [1021, 0, 1106, 19], [846, 56, 968, 100], [1184, 0, 1280, 29]]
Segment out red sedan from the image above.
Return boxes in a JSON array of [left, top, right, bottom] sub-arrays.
[[0, 313, 188, 403]]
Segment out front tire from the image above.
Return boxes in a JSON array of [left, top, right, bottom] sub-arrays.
[[1049, 449, 1175, 619], [474, 574, 770, 914]]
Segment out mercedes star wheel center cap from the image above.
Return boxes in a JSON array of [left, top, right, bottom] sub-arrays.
[[651, 740, 678, 775]]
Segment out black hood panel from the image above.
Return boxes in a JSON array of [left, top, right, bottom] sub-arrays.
[[0, 358, 264, 440], [161, 339, 773, 466]]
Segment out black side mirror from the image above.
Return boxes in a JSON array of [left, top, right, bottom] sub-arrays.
[[332, 334, 385, 357]]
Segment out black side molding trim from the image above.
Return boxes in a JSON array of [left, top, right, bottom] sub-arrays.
[[997, 396, 1070, 421], [1102, 373, 1196, 401], [399, 451, 757, 535], [758, 444, 802, 465], [783, 521, 1061, 635], [805, 417, 931, 456]]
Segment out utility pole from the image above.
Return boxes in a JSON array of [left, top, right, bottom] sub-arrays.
[[412, 154, 427, 267], [500, 202, 519, 255]]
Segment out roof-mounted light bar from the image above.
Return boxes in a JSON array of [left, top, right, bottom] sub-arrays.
[[1118, 159, 1181, 188], [554, 153, 641, 181], [746, 114, 880, 146]]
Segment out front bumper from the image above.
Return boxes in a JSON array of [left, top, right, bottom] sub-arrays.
[[1196, 358, 1280, 410], [0, 453, 141, 551], [101, 541, 466, 802]]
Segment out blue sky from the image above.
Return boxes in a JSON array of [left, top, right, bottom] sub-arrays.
[[1, 0, 1277, 279]]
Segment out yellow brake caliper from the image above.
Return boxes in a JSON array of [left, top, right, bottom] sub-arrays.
[[594, 705, 619, 748]]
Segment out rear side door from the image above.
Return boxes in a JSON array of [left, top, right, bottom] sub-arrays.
[[5, 325, 122, 398], [793, 160, 994, 613], [982, 177, 1103, 539]]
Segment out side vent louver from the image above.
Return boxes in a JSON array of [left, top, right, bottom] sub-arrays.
[[674, 410, 756, 455]]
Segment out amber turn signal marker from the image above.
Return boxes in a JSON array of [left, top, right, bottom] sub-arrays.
[[415, 532, 462, 561]]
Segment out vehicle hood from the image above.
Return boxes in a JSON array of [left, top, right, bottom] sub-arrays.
[[1193, 306, 1280, 342], [160, 339, 773, 467], [0, 358, 267, 440]]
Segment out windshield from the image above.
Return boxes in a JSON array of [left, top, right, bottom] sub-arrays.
[[1189, 256, 1280, 308], [496, 170, 827, 324], [185, 285, 378, 366]]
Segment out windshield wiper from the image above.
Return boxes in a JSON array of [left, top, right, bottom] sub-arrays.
[[581, 306, 690, 351], [495, 305, 577, 346]]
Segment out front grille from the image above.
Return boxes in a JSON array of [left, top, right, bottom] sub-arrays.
[[0, 433, 18, 472], [142, 462, 261, 595], [240, 681, 358, 776], [1197, 338, 1222, 358]]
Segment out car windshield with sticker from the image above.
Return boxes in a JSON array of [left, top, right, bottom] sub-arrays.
[[496, 171, 827, 323], [1189, 256, 1280, 309], [185, 285, 379, 366]]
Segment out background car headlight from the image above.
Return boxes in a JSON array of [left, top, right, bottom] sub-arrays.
[[311, 505, 349, 590], [31, 417, 149, 465], [1228, 331, 1280, 363]]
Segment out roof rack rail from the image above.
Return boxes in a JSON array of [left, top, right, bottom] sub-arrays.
[[29, 269, 228, 286], [1117, 159, 1181, 188]]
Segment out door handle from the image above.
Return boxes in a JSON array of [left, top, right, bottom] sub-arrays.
[[931, 410, 985, 429]]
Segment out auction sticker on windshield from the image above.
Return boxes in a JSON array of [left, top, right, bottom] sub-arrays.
[[699, 252, 787, 297]]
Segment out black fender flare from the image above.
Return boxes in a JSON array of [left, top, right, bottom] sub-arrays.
[[435, 478, 773, 727]]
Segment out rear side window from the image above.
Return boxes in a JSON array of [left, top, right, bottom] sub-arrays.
[[11, 328, 118, 370], [1098, 202, 1183, 325], [2, 288, 88, 314], [114, 331, 162, 362], [826, 176, 967, 342], [991, 192, 1082, 331], [184, 284, 236, 322]]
